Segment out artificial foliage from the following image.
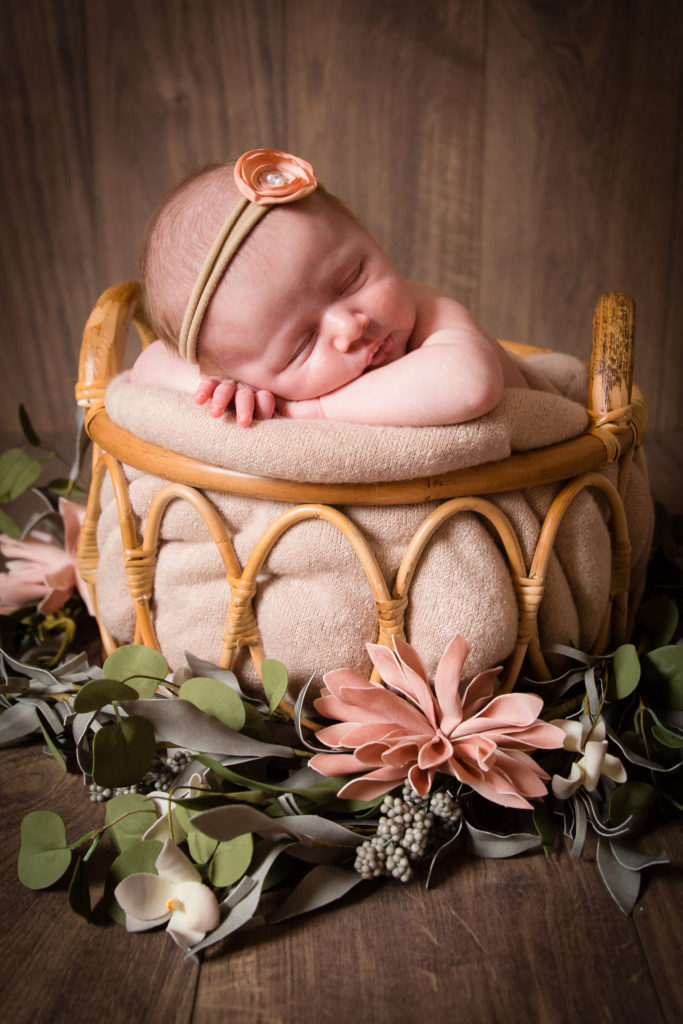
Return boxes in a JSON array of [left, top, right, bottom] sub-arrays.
[[1, 414, 682, 957]]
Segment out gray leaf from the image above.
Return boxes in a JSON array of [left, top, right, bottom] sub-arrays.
[[465, 821, 540, 859], [192, 805, 362, 848], [120, 698, 293, 761], [609, 839, 669, 873], [270, 864, 362, 923], [596, 836, 640, 914], [189, 840, 292, 955]]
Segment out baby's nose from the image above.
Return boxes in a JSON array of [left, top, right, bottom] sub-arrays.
[[330, 311, 370, 352]]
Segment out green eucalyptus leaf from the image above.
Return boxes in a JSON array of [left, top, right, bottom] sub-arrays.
[[208, 834, 254, 887], [35, 707, 67, 772], [173, 804, 193, 833], [18, 811, 71, 889], [261, 658, 289, 714], [179, 676, 246, 731], [187, 827, 218, 865], [532, 801, 556, 858], [67, 856, 91, 921], [92, 715, 157, 787], [609, 781, 656, 834], [0, 507, 21, 538], [637, 596, 679, 648], [619, 729, 647, 757], [103, 645, 169, 699], [105, 794, 158, 853], [0, 448, 42, 502], [72, 677, 139, 713], [651, 723, 683, 749], [18, 404, 42, 446], [607, 645, 641, 701], [241, 701, 276, 741], [642, 646, 683, 710], [104, 839, 162, 923]]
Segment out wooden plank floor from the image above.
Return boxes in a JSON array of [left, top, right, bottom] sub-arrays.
[[1, 741, 681, 1024]]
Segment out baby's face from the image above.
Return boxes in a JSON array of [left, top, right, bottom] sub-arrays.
[[199, 199, 416, 400]]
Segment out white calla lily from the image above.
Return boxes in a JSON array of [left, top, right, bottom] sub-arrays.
[[115, 839, 219, 948], [551, 716, 627, 800]]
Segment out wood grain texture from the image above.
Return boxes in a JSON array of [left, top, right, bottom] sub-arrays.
[[480, 0, 683, 428], [282, 0, 485, 308], [0, 0, 96, 439], [0, 747, 198, 1024], [2, 743, 679, 1024], [0, 3, 682, 1012], [1, 0, 680, 440]]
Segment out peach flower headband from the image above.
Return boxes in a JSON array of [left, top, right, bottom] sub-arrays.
[[178, 149, 317, 363]]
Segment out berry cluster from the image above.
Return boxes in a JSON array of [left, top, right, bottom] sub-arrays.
[[354, 783, 461, 882], [88, 749, 192, 801]]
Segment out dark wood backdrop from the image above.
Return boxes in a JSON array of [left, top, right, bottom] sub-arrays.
[[1, 0, 681, 503]]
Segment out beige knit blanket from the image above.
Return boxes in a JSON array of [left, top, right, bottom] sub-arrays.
[[98, 353, 653, 687]]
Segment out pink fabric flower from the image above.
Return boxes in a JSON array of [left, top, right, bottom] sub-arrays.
[[0, 498, 93, 615], [309, 635, 566, 809], [234, 149, 317, 205]]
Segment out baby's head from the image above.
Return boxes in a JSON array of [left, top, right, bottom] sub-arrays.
[[141, 150, 416, 400]]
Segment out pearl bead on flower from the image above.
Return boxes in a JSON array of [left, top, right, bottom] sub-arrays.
[[260, 170, 287, 187]]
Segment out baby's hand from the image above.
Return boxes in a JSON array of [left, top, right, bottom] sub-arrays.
[[275, 396, 325, 420], [195, 378, 276, 427]]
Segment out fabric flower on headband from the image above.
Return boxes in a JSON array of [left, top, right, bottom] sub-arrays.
[[309, 635, 565, 808], [234, 149, 317, 205]]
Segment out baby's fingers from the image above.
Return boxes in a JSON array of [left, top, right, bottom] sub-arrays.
[[254, 390, 276, 421], [209, 379, 238, 417], [234, 385, 255, 427], [194, 377, 220, 405]]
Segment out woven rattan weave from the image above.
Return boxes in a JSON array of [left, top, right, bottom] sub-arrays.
[[76, 285, 647, 699]]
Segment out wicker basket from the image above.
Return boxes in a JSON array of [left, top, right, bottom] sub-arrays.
[[76, 285, 647, 697]]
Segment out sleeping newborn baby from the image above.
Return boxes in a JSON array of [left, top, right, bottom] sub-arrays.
[[132, 149, 527, 427]]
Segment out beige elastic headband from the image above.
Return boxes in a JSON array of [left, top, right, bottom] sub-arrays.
[[178, 149, 317, 364]]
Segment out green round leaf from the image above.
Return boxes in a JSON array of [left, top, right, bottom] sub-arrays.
[[0, 448, 42, 502], [651, 723, 683, 749], [642, 645, 683, 710], [606, 644, 641, 701], [619, 730, 647, 757], [208, 834, 254, 887], [104, 839, 162, 923], [105, 794, 158, 853], [18, 811, 71, 890], [609, 781, 656, 834], [92, 715, 157, 788], [261, 658, 288, 714], [103, 645, 169, 699], [0, 506, 21, 538], [187, 827, 219, 866], [637, 596, 679, 649], [73, 677, 139, 713], [179, 676, 246, 731]]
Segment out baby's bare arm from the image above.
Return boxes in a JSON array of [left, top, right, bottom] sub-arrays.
[[131, 340, 202, 392], [279, 327, 506, 426], [130, 341, 275, 426]]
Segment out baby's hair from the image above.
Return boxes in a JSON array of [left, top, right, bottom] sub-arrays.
[[139, 162, 239, 353], [139, 161, 357, 365]]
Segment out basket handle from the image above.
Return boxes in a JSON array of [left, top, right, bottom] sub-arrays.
[[75, 281, 153, 407], [588, 291, 635, 417]]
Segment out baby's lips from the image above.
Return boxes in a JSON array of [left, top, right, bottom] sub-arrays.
[[367, 335, 394, 368], [235, 150, 317, 205]]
